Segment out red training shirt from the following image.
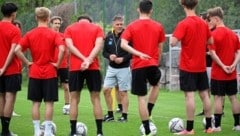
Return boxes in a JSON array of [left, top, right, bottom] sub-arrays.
[[64, 21, 104, 71], [173, 16, 211, 72], [19, 27, 63, 79], [121, 19, 165, 69], [54, 32, 68, 68], [0, 21, 21, 75], [209, 27, 240, 80]]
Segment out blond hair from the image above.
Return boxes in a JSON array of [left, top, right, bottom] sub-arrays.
[[35, 7, 51, 21]]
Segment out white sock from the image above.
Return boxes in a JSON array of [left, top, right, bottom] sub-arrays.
[[32, 120, 40, 135], [44, 120, 52, 136]]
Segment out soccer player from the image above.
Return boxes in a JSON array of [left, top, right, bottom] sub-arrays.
[[64, 15, 104, 136], [102, 15, 131, 122], [15, 7, 64, 136], [50, 16, 71, 115], [121, 0, 165, 135], [207, 7, 240, 132], [170, 0, 213, 135], [0, 2, 21, 136]]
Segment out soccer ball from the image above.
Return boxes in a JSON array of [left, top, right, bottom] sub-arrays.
[[62, 104, 70, 115], [139, 122, 157, 135], [168, 118, 184, 133], [202, 115, 215, 128], [40, 121, 57, 135], [76, 122, 88, 136]]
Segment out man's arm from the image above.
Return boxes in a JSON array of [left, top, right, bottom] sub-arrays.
[[15, 44, 32, 67], [65, 38, 86, 61], [53, 45, 65, 68], [120, 39, 150, 60], [170, 36, 179, 47], [0, 43, 17, 76]]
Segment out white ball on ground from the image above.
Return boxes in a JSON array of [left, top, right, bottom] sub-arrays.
[[202, 115, 215, 128], [139, 122, 157, 135], [40, 121, 57, 135], [168, 117, 184, 133], [76, 122, 88, 136]]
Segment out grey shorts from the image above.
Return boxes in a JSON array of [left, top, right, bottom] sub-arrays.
[[103, 66, 131, 91]]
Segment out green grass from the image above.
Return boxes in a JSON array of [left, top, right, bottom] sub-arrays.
[[11, 81, 240, 136]]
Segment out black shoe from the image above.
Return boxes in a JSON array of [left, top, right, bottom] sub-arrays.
[[196, 111, 204, 116], [103, 114, 114, 122], [117, 116, 127, 122]]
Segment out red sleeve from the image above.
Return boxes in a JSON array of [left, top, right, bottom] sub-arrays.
[[19, 34, 29, 51], [121, 26, 132, 41], [64, 26, 71, 38], [159, 25, 166, 43], [96, 26, 104, 38], [173, 22, 186, 40], [11, 27, 21, 44]]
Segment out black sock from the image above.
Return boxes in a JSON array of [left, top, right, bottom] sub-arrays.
[[70, 120, 77, 135], [2, 117, 11, 134], [122, 113, 128, 119], [214, 114, 222, 127], [142, 120, 150, 135], [118, 104, 122, 111], [108, 111, 113, 117], [95, 119, 103, 135], [205, 117, 212, 129], [186, 120, 194, 131], [233, 113, 240, 126], [147, 103, 154, 116]]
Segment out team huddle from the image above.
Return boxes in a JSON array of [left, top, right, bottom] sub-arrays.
[[0, 0, 240, 136]]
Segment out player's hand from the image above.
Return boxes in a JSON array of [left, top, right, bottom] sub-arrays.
[[27, 62, 33, 67], [80, 58, 91, 71], [109, 54, 117, 61], [51, 62, 59, 69], [114, 57, 123, 64], [139, 53, 151, 60], [229, 64, 236, 73], [0, 68, 5, 76], [222, 65, 231, 74]]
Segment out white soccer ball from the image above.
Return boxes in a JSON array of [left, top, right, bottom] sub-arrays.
[[202, 115, 215, 128], [40, 121, 57, 135], [168, 118, 184, 133], [76, 122, 88, 136], [139, 122, 157, 135], [62, 104, 70, 115]]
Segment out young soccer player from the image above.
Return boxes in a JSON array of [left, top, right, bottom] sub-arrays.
[[0, 2, 21, 136], [170, 0, 213, 135], [102, 15, 131, 122], [207, 6, 240, 132], [64, 15, 104, 136], [50, 16, 71, 115], [121, 0, 165, 135], [15, 7, 64, 136]]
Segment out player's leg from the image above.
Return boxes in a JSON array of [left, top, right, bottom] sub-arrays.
[[103, 66, 117, 121], [115, 86, 122, 113], [68, 71, 83, 136], [87, 70, 104, 135], [226, 79, 240, 131], [59, 68, 70, 115], [147, 66, 161, 119], [2, 74, 21, 135], [43, 78, 58, 136], [116, 67, 130, 122]]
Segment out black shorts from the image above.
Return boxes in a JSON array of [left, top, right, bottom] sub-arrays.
[[28, 78, 58, 102], [0, 74, 22, 93], [69, 70, 102, 92], [132, 66, 161, 96], [57, 68, 69, 83], [180, 70, 209, 92], [211, 79, 238, 96]]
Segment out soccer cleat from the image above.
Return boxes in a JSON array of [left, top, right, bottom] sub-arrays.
[[204, 128, 213, 133], [195, 111, 204, 116], [103, 114, 114, 122], [12, 111, 21, 117], [232, 125, 240, 131], [141, 131, 156, 136], [115, 108, 122, 113], [174, 130, 194, 135], [117, 117, 127, 122], [212, 127, 222, 132]]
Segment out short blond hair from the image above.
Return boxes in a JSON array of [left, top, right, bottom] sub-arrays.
[[35, 7, 51, 21]]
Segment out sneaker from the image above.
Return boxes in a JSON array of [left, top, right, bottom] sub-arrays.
[[195, 111, 204, 116], [204, 128, 213, 133], [103, 114, 114, 122], [115, 108, 122, 113], [97, 134, 103, 136], [141, 131, 155, 136], [174, 130, 194, 135], [232, 125, 240, 131], [12, 111, 21, 117], [212, 127, 222, 132], [117, 117, 127, 122]]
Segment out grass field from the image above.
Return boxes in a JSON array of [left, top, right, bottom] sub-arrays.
[[10, 80, 240, 136]]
